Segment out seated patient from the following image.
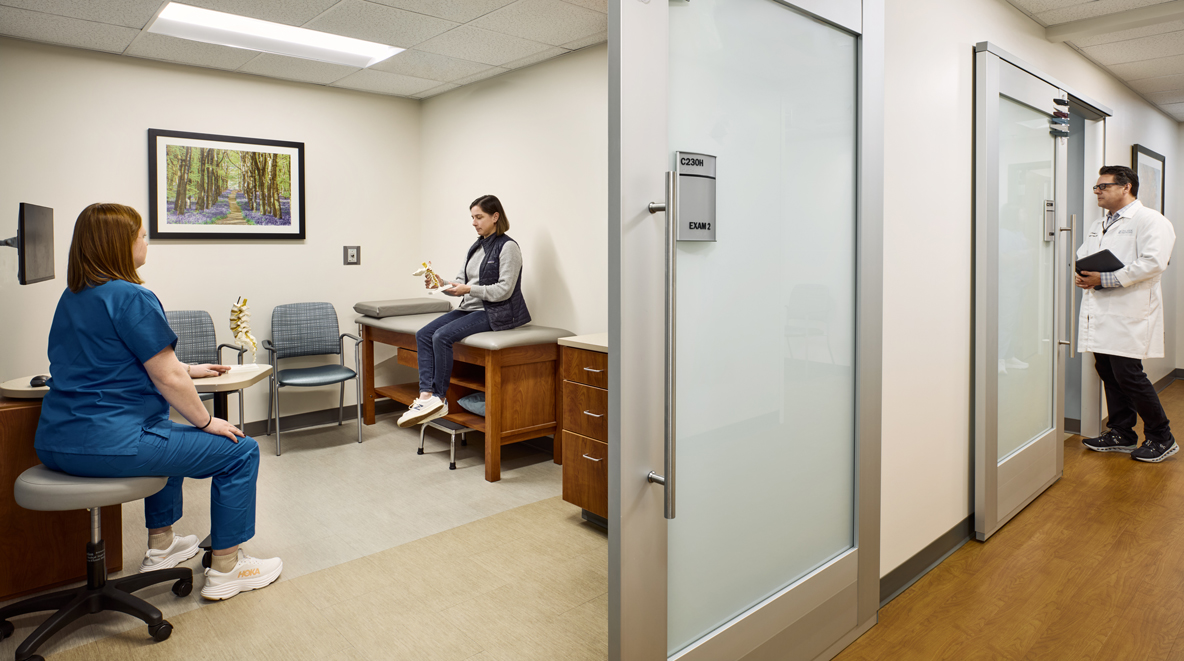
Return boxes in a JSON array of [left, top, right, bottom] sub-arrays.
[[398, 195, 531, 427], [34, 203, 281, 601]]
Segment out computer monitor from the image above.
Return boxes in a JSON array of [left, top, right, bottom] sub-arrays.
[[17, 203, 54, 285]]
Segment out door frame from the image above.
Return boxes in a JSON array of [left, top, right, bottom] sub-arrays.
[[609, 1, 883, 658]]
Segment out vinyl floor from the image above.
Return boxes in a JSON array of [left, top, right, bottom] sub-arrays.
[[1, 413, 608, 660]]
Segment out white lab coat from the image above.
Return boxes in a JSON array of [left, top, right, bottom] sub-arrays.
[[1077, 200, 1176, 359]]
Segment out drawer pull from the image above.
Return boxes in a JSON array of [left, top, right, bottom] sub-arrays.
[[582, 454, 604, 462], [582, 410, 604, 418], [583, 367, 605, 373]]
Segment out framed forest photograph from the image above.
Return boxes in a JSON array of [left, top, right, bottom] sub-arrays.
[[1132, 144, 1166, 215], [148, 129, 305, 240]]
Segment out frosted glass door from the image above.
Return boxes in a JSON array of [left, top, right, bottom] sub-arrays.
[[667, 1, 857, 655], [996, 96, 1056, 461]]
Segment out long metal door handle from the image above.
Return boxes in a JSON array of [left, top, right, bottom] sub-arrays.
[[582, 410, 604, 418], [645, 170, 677, 519], [1059, 214, 1076, 357], [582, 454, 604, 462], [583, 367, 604, 373]]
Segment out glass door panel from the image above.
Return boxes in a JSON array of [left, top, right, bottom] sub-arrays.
[[666, 1, 857, 654], [996, 96, 1055, 461]]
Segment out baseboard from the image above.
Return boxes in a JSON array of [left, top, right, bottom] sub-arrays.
[[1152, 368, 1184, 394], [879, 516, 972, 607], [1064, 418, 1081, 434], [241, 400, 400, 438]]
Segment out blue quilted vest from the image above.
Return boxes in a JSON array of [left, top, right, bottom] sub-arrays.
[[466, 233, 531, 331]]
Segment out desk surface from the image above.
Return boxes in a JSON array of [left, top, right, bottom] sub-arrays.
[[192, 364, 272, 392], [0, 375, 49, 400], [557, 333, 609, 353]]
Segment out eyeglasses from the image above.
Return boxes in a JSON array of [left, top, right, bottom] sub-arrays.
[[1092, 183, 1125, 191]]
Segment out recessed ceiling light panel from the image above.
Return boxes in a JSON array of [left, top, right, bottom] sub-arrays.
[[147, 3, 403, 68]]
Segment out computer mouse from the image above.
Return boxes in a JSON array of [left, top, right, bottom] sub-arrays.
[[29, 375, 49, 388]]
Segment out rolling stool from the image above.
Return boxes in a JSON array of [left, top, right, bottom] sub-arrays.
[[0, 466, 192, 661], [418, 418, 472, 470]]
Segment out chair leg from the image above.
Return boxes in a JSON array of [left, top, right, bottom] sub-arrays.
[[267, 377, 274, 436], [111, 567, 191, 595], [450, 434, 457, 470], [238, 388, 245, 428], [100, 586, 163, 626], [418, 424, 427, 455], [338, 382, 345, 426], [354, 377, 363, 444], [12, 593, 89, 660], [0, 587, 79, 621], [274, 384, 282, 456], [461, 432, 467, 447]]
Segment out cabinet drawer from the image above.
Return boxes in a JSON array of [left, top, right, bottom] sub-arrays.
[[562, 381, 607, 442], [561, 346, 608, 389], [562, 431, 607, 518]]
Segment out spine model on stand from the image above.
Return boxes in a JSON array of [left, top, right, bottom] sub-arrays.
[[230, 297, 258, 363], [412, 261, 447, 292]]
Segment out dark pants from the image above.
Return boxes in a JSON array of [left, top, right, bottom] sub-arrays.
[[1094, 353, 1173, 445], [415, 309, 491, 399]]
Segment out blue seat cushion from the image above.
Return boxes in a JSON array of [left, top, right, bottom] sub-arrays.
[[277, 364, 357, 387]]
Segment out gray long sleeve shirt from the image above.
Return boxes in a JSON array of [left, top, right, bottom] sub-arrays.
[[455, 237, 522, 312]]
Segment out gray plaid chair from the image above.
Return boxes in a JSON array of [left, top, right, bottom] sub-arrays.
[[263, 302, 362, 455], [165, 310, 247, 426]]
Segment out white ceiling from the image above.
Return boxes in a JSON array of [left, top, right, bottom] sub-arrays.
[[0, 0, 607, 99], [1006, 0, 1184, 120]]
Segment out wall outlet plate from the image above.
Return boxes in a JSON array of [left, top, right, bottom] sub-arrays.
[[344, 246, 361, 265]]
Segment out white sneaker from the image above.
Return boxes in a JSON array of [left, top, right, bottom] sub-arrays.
[[140, 534, 200, 573], [200, 550, 283, 601], [397, 396, 446, 428]]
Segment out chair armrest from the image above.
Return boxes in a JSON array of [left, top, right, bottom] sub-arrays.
[[339, 333, 362, 367], [216, 343, 247, 365], [262, 339, 275, 353]]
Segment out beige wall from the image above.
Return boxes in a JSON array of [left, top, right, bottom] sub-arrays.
[[418, 44, 608, 337], [0, 36, 422, 421], [882, 0, 1183, 576]]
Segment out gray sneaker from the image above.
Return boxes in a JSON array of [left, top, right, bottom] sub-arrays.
[[1131, 439, 1179, 463], [1082, 429, 1137, 453]]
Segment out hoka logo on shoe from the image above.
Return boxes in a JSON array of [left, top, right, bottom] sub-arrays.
[[238, 568, 261, 578]]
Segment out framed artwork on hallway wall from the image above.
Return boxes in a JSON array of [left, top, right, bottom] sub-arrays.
[[1132, 144, 1166, 215], [148, 129, 306, 240]]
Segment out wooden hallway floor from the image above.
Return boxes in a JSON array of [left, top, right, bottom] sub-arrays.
[[835, 381, 1184, 661]]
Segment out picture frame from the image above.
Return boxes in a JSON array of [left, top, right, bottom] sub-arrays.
[[148, 129, 305, 240], [1132, 144, 1166, 215]]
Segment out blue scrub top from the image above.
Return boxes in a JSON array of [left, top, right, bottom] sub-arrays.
[[35, 280, 178, 456]]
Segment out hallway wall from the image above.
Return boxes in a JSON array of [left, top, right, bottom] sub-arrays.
[[882, 0, 1183, 576]]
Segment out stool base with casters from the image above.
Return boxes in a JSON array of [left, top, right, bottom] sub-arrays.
[[0, 467, 193, 661], [418, 418, 472, 470]]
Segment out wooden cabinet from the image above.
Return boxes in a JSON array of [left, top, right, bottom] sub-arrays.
[[559, 344, 609, 521]]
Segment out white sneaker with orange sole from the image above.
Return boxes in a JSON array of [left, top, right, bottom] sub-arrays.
[[200, 550, 283, 601]]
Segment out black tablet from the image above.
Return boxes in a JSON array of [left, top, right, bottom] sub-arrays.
[[1076, 249, 1124, 274]]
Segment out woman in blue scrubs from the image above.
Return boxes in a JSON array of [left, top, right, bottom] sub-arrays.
[[34, 203, 282, 601]]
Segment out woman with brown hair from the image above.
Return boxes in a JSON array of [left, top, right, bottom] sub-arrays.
[[34, 203, 281, 601], [398, 194, 531, 427]]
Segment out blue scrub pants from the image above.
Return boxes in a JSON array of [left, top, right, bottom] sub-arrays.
[[415, 309, 492, 399], [38, 421, 259, 550]]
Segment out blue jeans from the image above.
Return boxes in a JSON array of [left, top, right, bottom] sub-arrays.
[[416, 309, 492, 398], [38, 421, 259, 549]]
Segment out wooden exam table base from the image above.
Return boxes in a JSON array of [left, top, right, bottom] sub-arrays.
[[360, 324, 562, 482]]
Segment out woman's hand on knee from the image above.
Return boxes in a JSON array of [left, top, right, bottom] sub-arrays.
[[204, 417, 245, 443]]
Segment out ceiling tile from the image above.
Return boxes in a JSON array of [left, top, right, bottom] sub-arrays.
[[330, 68, 441, 96], [178, 0, 339, 26], [1036, 0, 1175, 26], [1006, 0, 1091, 16], [562, 29, 606, 50], [1108, 51, 1184, 79], [304, 0, 457, 48], [414, 24, 551, 65], [450, 65, 508, 85], [1070, 19, 1184, 48], [559, 0, 607, 13], [412, 82, 459, 98], [237, 52, 361, 84], [369, 48, 492, 81], [1146, 89, 1184, 104], [124, 31, 260, 70], [1083, 30, 1184, 64], [502, 46, 567, 69], [1129, 72, 1184, 93], [0, 0, 161, 29], [0, 6, 139, 53], [367, 0, 518, 23], [470, 0, 607, 47]]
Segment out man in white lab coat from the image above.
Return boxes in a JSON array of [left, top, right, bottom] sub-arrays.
[[1077, 165, 1177, 463]]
